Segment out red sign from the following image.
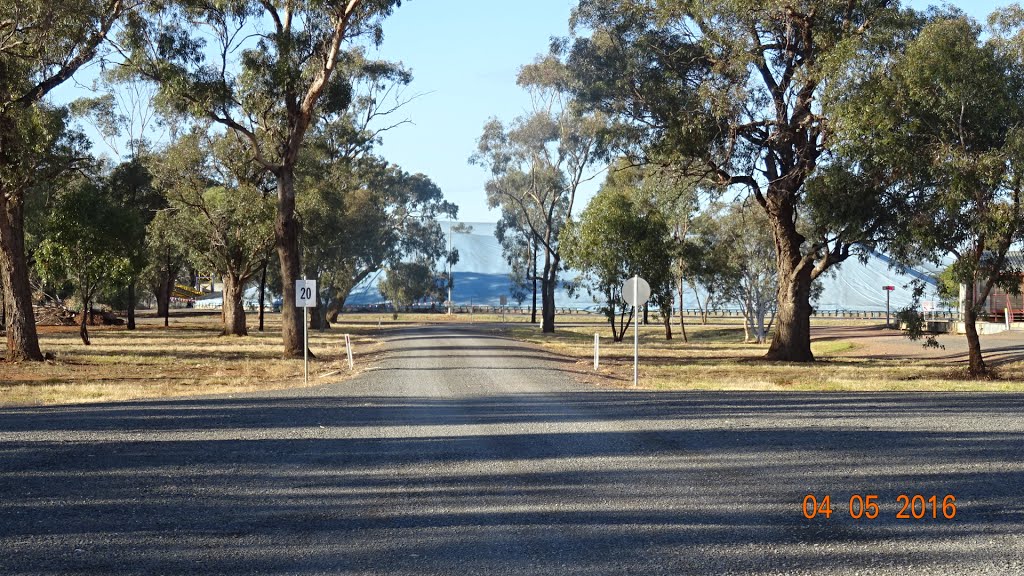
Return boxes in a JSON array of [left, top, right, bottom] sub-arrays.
[[883, 286, 895, 291]]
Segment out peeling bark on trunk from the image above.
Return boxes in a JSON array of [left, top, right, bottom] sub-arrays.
[[275, 168, 303, 357], [0, 194, 44, 361], [222, 273, 247, 336], [766, 265, 815, 362], [765, 197, 815, 362]]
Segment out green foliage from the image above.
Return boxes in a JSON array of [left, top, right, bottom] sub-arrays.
[[832, 11, 1024, 374], [559, 0, 913, 358], [895, 307, 944, 350], [107, 156, 161, 276], [117, 0, 404, 168], [379, 261, 436, 314], [35, 178, 135, 309], [561, 180, 673, 340], [298, 151, 457, 312], [150, 131, 275, 284], [688, 202, 779, 341]]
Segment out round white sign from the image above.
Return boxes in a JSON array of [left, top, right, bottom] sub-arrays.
[[622, 276, 651, 307]]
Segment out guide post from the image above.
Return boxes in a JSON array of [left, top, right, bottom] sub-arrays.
[[296, 278, 317, 384]]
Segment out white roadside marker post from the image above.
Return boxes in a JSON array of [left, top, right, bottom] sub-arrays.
[[594, 333, 600, 371], [345, 334, 354, 370], [303, 276, 308, 384], [633, 276, 639, 388]]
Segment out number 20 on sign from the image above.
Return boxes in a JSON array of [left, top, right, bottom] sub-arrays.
[[296, 280, 316, 307]]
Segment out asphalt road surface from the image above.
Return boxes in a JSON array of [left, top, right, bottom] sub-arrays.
[[2, 325, 1023, 575]]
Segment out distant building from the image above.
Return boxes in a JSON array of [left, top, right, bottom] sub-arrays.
[[963, 251, 1024, 324]]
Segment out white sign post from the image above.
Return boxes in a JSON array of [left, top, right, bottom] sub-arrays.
[[296, 278, 317, 384], [594, 333, 600, 371], [623, 275, 651, 387]]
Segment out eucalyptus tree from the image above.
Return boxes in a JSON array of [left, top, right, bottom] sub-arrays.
[[1, 0, 138, 360], [106, 156, 163, 329], [495, 211, 540, 322], [602, 159, 699, 339], [300, 155, 454, 327], [379, 261, 435, 318], [152, 131, 275, 336], [834, 14, 1024, 377], [701, 202, 778, 343], [562, 185, 674, 342], [144, 209, 189, 327], [473, 121, 564, 333], [119, 0, 403, 356], [560, 0, 909, 361], [35, 176, 137, 345], [294, 52, 453, 327]]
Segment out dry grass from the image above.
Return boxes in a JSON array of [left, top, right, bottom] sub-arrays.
[[0, 312, 383, 407], [490, 322, 1024, 392]]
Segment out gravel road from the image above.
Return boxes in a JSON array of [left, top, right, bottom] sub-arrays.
[[1, 325, 1023, 575]]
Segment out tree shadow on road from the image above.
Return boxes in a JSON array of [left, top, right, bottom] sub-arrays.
[[2, 391, 1024, 573]]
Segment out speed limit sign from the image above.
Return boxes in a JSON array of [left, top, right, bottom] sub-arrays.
[[296, 279, 317, 308]]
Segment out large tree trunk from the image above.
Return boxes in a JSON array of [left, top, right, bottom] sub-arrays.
[[0, 193, 44, 361], [126, 280, 136, 330], [765, 198, 815, 362], [155, 281, 169, 319], [222, 273, 247, 337], [275, 168, 303, 357], [962, 288, 988, 377], [257, 258, 268, 333], [531, 242, 538, 325], [78, 308, 90, 345], [155, 269, 174, 328], [310, 299, 331, 330], [541, 278, 555, 333], [328, 293, 346, 324], [662, 304, 672, 340], [766, 261, 815, 362], [540, 252, 556, 333]]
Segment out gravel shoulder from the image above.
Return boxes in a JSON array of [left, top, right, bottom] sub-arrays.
[[1, 324, 1022, 575]]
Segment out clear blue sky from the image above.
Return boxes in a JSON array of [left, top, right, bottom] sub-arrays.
[[53, 0, 1012, 223], [368, 0, 578, 222]]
